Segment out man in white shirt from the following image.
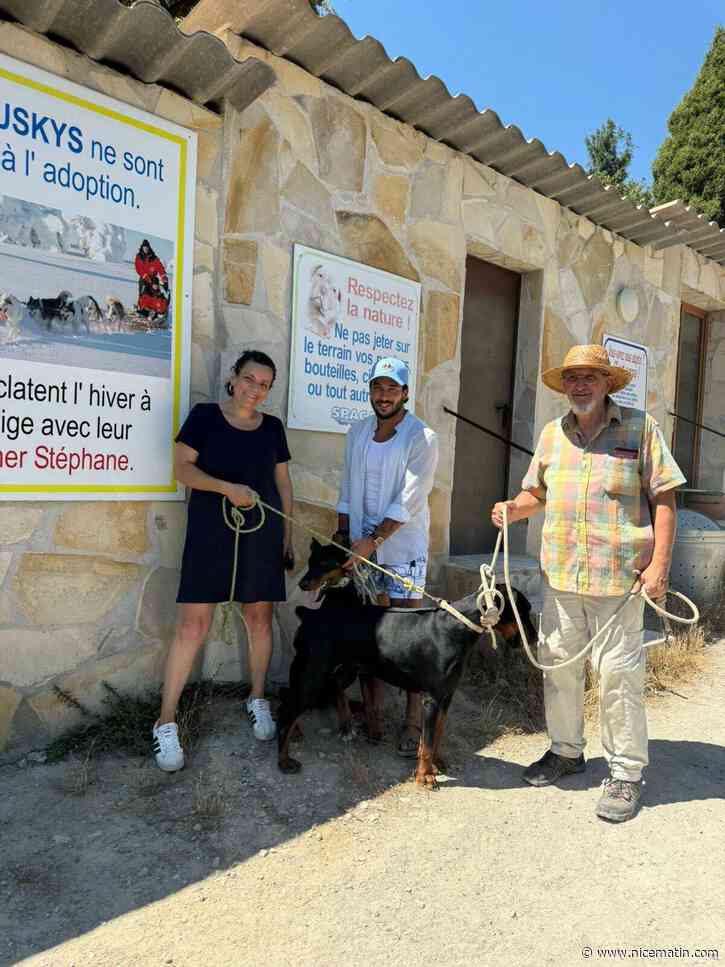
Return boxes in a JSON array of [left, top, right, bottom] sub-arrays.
[[336, 357, 439, 756]]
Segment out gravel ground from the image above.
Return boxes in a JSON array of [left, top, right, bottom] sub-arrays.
[[2, 642, 723, 967]]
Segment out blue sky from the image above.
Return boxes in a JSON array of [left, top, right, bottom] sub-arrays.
[[336, 0, 722, 184]]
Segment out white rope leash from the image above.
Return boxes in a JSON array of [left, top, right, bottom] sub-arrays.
[[498, 505, 700, 673], [220, 493, 494, 634]]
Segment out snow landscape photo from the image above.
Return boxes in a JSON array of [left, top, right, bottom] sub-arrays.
[[0, 196, 174, 379]]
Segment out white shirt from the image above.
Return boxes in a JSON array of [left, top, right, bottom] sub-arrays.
[[337, 412, 439, 565], [363, 437, 394, 530]]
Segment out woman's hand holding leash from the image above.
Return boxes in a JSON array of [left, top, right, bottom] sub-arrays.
[[223, 482, 256, 508]]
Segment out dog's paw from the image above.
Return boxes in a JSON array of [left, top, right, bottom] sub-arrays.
[[278, 756, 302, 774], [338, 722, 357, 743], [414, 770, 439, 791]]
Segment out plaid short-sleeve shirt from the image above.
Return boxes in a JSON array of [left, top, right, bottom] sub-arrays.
[[522, 401, 686, 596]]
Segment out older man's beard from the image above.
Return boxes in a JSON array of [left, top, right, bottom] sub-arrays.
[[569, 398, 598, 416]]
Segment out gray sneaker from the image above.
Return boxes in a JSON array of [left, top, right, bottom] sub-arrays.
[[596, 778, 642, 822]]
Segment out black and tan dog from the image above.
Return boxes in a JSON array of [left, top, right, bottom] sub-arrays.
[[278, 539, 536, 787]]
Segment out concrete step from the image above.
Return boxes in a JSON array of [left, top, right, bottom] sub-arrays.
[[445, 552, 542, 613]]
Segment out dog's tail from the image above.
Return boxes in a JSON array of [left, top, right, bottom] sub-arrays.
[[87, 295, 102, 319]]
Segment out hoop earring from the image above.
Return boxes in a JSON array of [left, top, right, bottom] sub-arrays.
[[225, 381, 233, 396]]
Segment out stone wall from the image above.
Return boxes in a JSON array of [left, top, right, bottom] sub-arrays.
[[0, 25, 224, 757]]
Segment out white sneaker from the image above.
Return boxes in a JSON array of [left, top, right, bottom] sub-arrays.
[[246, 697, 276, 741], [152, 721, 184, 772]]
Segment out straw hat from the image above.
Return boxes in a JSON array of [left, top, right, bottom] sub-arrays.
[[542, 344, 633, 394]]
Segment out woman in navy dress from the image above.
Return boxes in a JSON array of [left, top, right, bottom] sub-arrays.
[[153, 350, 293, 771]]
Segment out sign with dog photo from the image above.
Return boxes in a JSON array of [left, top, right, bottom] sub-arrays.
[[0, 53, 196, 500], [603, 334, 648, 410], [288, 244, 422, 433]]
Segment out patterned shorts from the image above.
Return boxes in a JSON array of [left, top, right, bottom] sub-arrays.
[[371, 556, 428, 600]]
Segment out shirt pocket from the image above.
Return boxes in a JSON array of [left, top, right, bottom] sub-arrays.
[[602, 454, 641, 497]]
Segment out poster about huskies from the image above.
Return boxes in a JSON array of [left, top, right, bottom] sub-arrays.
[[288, 245, 422, 433], [0, 54, 196, 500]]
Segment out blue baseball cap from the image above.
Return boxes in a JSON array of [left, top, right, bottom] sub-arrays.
[[369, 356, 409, 386]]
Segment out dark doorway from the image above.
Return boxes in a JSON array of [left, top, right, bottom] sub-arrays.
[[450, 256, 520, 554]]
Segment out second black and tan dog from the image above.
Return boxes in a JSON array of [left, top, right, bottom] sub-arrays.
[[278, 539, 536, 787]]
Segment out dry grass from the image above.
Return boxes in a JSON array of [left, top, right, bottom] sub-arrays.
[[61, 747, 97, 796], [191, 772, 226, 819]]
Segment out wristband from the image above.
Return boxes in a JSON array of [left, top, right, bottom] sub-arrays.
[[372, 534, 385, 548]]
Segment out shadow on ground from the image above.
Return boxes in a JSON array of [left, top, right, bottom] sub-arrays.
[[1, 650, 721, 963]]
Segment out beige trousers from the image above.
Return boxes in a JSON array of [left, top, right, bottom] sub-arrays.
[[540, 579, 647, 782]]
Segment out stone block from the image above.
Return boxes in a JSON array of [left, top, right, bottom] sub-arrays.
[[0, 592, 14, 624], [463, 162, 497, 198], [194, 241, 214, 274], [262, 88, 318, 173], [0, 685, 21, 753], [541, 306, 575, 375], [0, 550, 12, 587], [423, 292, 461, 372], [192, 270, 215, 345], [151, 502, 188, 569], [261, 242, 292, 320], [222, 238, 257, 305], [54, 503, 150, 557], [409, 220, 463, 291], [643, 251, 664, 289], [428, 487, 450, 555], [0, 626, 99, 687], [373, 173, 409, 225], [501, 179, 543, 227], [411, 163, 447, 220], [336, 212, 419, 282], [0, 24, 69, 78], [462, 199, 499, 245], [282, 164, 334, 229], [281, 206, 340, 256], [307, 96, 366, 191], [289, 464, 340, 511], [195, 184, 218, 246], [14, 554, 143, 626], [222, 305, 287, 351], [371, 118, 424, 169], [137, 566, 179, 641], [225, 116, 280, 233], [0, 505, 45, 544], [28, 642, 166, 739], [190, 341, 213, 400], [573, 231, 614, 308]]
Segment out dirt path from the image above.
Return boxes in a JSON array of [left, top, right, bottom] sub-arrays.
[[2, 643, 724, 967]]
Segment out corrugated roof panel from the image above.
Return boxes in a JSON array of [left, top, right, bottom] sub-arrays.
[[0, 0, 276, 112]]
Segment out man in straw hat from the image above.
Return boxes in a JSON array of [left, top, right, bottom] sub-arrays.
[[491, 344, 685, 822]]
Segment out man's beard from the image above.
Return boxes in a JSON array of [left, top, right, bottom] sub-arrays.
[[372, 398, 406, 420], [569, 398, 597, 416]]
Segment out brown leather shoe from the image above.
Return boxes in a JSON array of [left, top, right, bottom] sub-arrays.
[[523, 749, 586, 786]]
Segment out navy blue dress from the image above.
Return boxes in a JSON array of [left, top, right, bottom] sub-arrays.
[[175, 404, 290, 603]]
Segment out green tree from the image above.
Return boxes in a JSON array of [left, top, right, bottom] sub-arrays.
[[652, 27, 725, 225], [585, 119, 634, 186], [585, 118, 655, 209]]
